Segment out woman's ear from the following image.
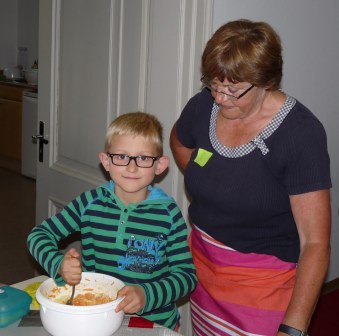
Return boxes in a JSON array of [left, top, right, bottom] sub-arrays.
[[99, 152, 110, 171], [155, 156, 170, 176]]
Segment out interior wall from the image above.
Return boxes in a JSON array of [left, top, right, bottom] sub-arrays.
[[17, 0, 39, 68], [0, 0, 38, 70], [212, 0, 339, 281], [0, 0, 18, 69]]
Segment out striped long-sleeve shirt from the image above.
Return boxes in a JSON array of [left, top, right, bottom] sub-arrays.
[[27, 180, 197, 329]]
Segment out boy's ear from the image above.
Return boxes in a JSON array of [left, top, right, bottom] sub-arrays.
[[99, 152, 110, 171], [155, 156, 170, 175]]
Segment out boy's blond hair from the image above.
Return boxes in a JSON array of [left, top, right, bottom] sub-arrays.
[[105, 112, 163, 155]]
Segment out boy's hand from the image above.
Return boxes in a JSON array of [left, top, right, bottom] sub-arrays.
[[59, 248, 81, 285], [115, 285, 146, 314]]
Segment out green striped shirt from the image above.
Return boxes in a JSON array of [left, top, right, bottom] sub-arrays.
[[27, 181, 197, 329]]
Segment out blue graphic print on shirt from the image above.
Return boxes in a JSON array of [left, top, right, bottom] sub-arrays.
[[118, 234, 165, 273]]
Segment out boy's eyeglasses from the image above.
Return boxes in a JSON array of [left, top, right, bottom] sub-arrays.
[[200, 77, 254, 101], [107, 153, 159, 168]]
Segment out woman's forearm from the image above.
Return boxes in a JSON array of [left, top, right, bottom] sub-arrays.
[[280, 242, 330, 333]]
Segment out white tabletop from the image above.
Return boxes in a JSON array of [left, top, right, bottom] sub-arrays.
[[1, 317, 181, 336], [1, 276, 183, 336]]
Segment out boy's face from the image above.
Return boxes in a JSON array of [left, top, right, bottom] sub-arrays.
[[99, 134, 169, 204]]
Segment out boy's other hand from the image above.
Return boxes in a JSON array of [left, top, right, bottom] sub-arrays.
[[59, 247, 82, 285], [115, 285, 146, 314]]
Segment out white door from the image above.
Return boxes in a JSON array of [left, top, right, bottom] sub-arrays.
[[36, 0, 212, 225], [36, 0, 211, 333], [36, 0, 120, 224]]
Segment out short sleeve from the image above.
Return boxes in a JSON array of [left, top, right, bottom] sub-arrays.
[[265, 103, 332, 195], [176, 89, 214, 148], [285, 115, 331, 194]]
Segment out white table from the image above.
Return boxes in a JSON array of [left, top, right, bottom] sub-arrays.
[[1, 276, 183, 336]]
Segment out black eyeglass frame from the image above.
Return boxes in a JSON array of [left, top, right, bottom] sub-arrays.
[[200, 77, 254, 101], [107, 153, 160, 168]]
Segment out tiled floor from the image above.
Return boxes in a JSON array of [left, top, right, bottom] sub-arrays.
[[0, 166, 40, 284]]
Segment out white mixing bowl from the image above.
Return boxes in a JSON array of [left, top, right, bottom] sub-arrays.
[[36, 272, 125, 336]]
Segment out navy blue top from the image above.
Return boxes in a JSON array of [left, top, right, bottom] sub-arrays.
[[176, 88, 331, 262]]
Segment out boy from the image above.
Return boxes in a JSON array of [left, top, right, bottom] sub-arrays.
[[27, 112, 197, 330]]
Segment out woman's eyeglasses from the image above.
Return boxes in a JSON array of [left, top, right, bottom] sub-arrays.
[[201, 77, 254, 101]]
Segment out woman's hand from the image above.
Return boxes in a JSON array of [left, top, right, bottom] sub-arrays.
[[115, 285, 146, 314], [59, 248, 82, 285]]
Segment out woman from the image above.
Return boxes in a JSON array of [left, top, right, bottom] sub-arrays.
[[170, 19, 331, 336]]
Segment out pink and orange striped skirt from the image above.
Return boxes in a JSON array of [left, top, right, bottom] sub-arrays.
[[189, 225, 297, 336]]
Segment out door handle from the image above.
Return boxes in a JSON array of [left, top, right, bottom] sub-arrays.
[[32, 121, 49, 162]]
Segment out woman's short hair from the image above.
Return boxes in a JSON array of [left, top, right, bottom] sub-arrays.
[[201, 19, 283, 90], [105, 112, 163, 155]]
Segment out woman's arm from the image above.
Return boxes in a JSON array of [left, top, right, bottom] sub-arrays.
[[170, 123, 194, 172], [278, 189, 331, 335]]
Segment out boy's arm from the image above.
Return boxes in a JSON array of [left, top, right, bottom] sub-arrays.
[[139, 203, 197, 313], [27, 199, 82, 285]]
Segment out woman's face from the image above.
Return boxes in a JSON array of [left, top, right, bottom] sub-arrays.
[[209, 78, 263, 120]]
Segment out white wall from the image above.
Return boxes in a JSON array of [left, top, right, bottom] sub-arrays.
[[0, 0, 38, 70], [213, 0, 339, 281], [0, 0, 18, 69], [17, 0, 39, 68]]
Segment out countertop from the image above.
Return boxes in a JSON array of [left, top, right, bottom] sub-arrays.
[[1, 276, 183, 336], [0, 79, 38, 92]]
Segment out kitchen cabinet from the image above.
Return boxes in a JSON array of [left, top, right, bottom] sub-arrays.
[[0, 83, 26, 170]]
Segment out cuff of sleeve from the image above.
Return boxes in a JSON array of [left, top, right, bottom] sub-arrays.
[[50, 254, 66, 286], [137, 284, 150, 314]]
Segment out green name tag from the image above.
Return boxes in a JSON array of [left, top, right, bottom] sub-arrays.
[[194, 148, 213, 167]]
